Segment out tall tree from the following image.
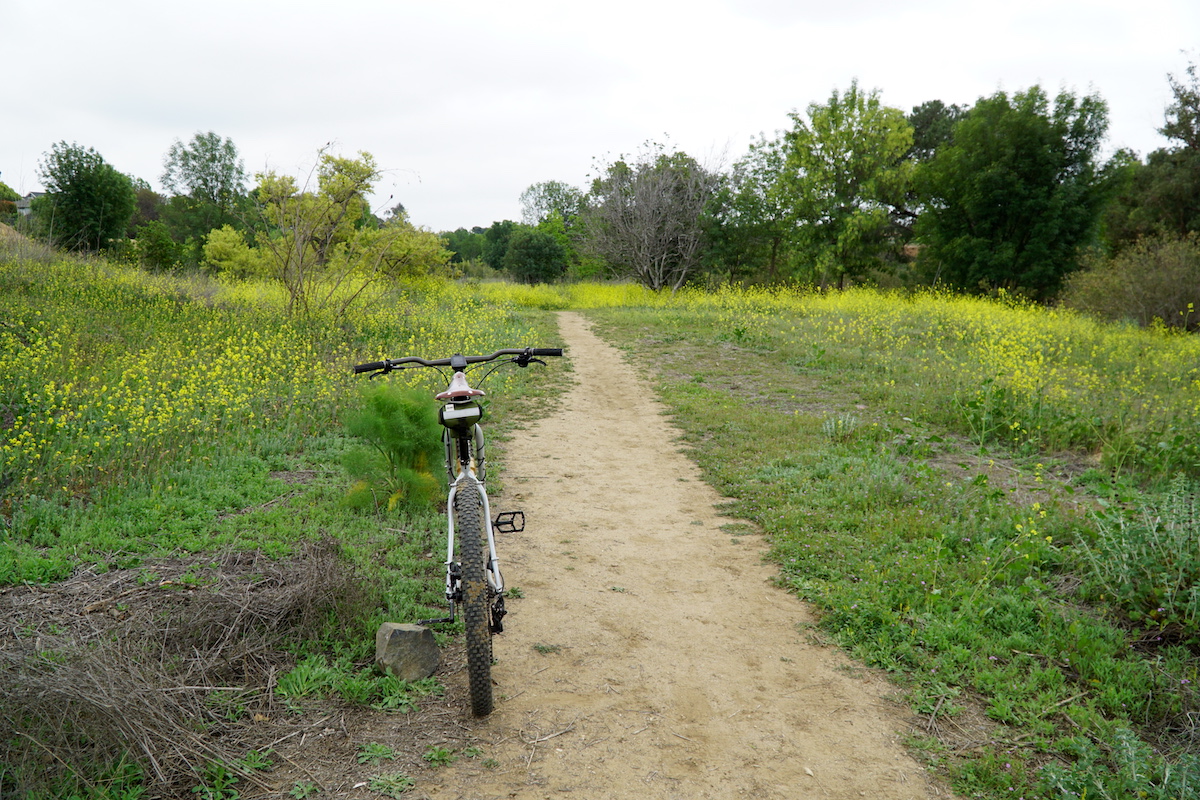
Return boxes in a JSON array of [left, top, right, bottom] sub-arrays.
[[781, 81, 914, 288], [520, 180, 585, 226], [161, 131, 247, 209], [711, 134, 795, 282], [33, 142, 136, 251], [582, 143, 718, 291], [159, 132, 249, 264], [1102, 60, 1200, 248], [914, 86, 1111, 299]]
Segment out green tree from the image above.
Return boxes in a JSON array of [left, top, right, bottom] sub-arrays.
[[162, 131, 247, 210], [582, 143, 718, 291], [158, 132, 249, 266], [0, 180, 17, 221], [503, 227, 567, 284], [254, 149, 450, 320], [33, 142, 136, 251], [781, 81, 914, 288], [482, 220, 518, 271], [914, 86, 1111, 299], [520, 180, 585, 226], [443, 227, 486, 263], [906, 100, 968, 163], [710, 134, 795, 282], [1102, 61, 1200, 249]]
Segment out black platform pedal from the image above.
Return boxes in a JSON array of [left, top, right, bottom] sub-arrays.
[[493, 510, 525, 533]]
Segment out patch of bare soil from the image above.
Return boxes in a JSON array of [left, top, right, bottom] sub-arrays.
[[407, 312, 949, 799]]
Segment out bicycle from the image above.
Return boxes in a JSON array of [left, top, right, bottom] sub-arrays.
[[353, 347, 564, 716]]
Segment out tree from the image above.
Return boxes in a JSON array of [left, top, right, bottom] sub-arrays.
[[254, 149, 450, 320], [906, 100, 968, 163], [503, 227, 567, 284], [0, 180, 17, 221], [781, 81, 914, 287], [443, 227, 486, 263], [33, 142, 136, 251], [520, 180, 585, 226], [159, 132, 249, 265], [1162, 60, 1200, 150], [482, 220, 518, 271], [914, 86, 1112, 299], [161, 131, 247, 210], [708, 135, 795, 282], [1102, 61, 1200, 249], [582, 143, 718, 291]]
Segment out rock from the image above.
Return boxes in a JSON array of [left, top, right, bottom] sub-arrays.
[[375, 623, 439, 681]]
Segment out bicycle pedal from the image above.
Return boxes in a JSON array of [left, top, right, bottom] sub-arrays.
[[493, 510, 525, 533]]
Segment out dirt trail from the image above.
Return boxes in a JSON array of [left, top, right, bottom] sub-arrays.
[[426, 312, 943, 800]]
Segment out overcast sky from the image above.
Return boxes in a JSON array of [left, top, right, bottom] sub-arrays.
[[3, 0, 1196, 232]]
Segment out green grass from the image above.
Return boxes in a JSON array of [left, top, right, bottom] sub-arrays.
[[586, 303, 1200, 800]]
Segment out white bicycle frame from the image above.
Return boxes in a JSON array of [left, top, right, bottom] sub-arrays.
[[440, 376, 505, 608]]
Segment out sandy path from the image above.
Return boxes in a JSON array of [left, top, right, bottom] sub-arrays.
[[426, 312, 942, 800]]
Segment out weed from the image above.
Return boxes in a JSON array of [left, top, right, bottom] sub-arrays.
[[289, 781, 320, 798], [357, 742, 397, 766], [462, 746, 484, 758], [506, 586, 525, 599], [191, 761, 240, 800], [422, 746, 457, 766], [1079, 474, 1200, 643], [532, 643, 562, 655], [821, 412, 861, 441], [367, 772, 415, 798]]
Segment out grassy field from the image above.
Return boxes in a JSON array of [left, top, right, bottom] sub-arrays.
[[2, 254, 1199, 799]]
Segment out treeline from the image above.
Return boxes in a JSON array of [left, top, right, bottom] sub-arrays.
[[4, 63, 1198, 329], [458, 65, 1200, 328]]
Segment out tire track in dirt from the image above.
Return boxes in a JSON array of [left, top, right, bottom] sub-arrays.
[[425, 312, 946, 800]]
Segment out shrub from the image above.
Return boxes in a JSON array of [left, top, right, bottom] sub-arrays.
[[341, 382, 444, 512], [1064, 234, 1200, 330], [203, 224, 268, 279], [133, 220, 182, 271]]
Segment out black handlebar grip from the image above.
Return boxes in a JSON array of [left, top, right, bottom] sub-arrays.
[[354, 361, 387, 374], [531, 348, 564, 357]]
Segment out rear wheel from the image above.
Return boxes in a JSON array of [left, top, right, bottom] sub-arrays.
[[455, 481, 494, 716]]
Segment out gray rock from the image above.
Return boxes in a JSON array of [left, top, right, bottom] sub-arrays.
[[375, 623, 439, 681]]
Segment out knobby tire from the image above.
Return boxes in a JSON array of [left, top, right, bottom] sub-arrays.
[[456, 480, 494, 717]]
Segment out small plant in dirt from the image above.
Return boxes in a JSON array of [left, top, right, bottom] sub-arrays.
[[289, 780, 320, 798], [357, 742, 397, 766], [191, 760, 240, 800], [342, 382, 444, 513], [532, 643, 562, 655], [367, 772, 415, 798], [422, 746, 457, 766], [506, 586, 525, 598]]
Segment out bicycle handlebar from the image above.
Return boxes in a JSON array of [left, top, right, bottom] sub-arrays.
[[353, 347, 563, 375]]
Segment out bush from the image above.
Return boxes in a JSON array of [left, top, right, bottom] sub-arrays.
[[133, 220, 183, 271], [202, 224, 268, 279], [341, 382, 444, 512], [1064, 234, 1200, 330]]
